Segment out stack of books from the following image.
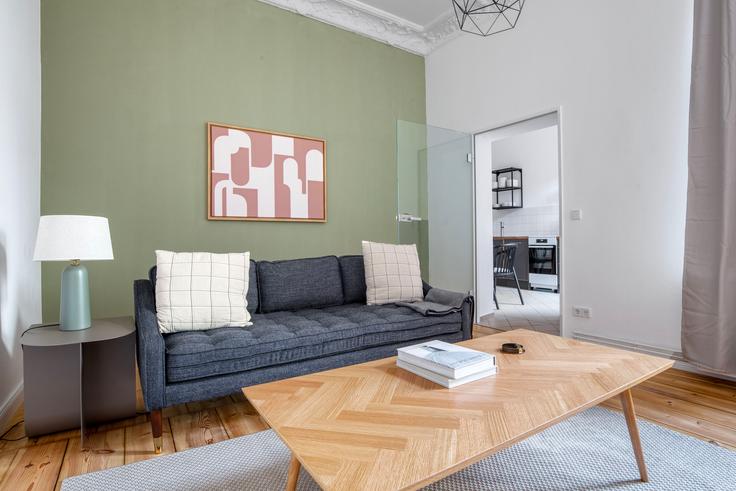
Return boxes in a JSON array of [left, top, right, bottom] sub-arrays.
[[397, 340, 497, 388]]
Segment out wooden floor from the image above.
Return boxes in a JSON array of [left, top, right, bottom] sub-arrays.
[[0, 325, 734, 490]]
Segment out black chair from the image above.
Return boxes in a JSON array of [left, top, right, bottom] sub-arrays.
[[493, 243, 524, 309]]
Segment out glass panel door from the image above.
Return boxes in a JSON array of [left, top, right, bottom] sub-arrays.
[[396, 121, 473, 294]]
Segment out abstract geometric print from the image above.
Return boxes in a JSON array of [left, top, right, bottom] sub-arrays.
[[208, 123, 326, 221]]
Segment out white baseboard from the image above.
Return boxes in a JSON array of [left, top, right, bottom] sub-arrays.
[[572, 331, 683, 360], [0, 382, 23, 433], [670, 360, 736, 382], [572, 331, 736, 382]]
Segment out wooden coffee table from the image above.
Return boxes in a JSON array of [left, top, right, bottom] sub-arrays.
[[243, 329, 674, 491]]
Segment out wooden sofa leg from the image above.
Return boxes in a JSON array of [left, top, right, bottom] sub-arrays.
[[151, 409, 163, 454]]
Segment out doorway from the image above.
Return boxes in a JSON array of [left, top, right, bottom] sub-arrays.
[[473, 112, 562, 336]]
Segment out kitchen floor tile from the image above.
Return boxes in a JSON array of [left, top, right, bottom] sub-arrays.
[[480, 287, 560, 335]]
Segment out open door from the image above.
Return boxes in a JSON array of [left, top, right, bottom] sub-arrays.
[[396, 120, 473, 295]]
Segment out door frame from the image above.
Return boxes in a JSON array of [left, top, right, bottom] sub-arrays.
[[471, 107, 566, 337]]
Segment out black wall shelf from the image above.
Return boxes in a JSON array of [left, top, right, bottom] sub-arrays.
[[492, 167, 523, 209]]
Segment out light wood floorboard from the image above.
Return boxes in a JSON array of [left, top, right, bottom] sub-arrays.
[[0, 324, 733, 490], [169, 408, 229, 452], [0, 441, 67, 491], [55, 428, 125, 491], [216, 402, 269, 438], [0, 450, 18, 485]]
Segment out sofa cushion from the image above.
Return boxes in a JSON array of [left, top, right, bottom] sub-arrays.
[[257, 256, 343, 313], [362, 241, 423, 305], [163, 303, 461, 383], [150, 260, 259, 314], [339, 255, 366, 304], [155, 251, 252, 333]]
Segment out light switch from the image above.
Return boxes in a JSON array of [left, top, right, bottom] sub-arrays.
[[570, 209, 582, 221]]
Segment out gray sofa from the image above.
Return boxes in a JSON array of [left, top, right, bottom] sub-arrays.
[[134, 255, 474, 452]]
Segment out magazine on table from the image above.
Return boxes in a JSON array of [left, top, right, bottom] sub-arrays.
[[397, 340, 495, 379], [397, 359, 497, 388]]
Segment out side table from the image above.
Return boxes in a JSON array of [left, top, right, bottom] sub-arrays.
[[20, 316, 136, 442]]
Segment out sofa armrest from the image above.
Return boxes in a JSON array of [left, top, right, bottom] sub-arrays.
[[134, 279, 166, 411], [422, 280, 432, 297], [460, 294, 475, 340], [422, 282, 474, 340]]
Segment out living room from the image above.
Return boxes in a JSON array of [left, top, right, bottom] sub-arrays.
[[1, 0, 735, 489]]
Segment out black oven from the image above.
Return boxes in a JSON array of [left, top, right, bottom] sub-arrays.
[[529, 244, 557, 275], [528, 237, 558, 291]]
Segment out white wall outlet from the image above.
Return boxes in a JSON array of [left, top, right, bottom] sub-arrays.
[[572, 305, 592, 318], [570, 209, 582, 221]]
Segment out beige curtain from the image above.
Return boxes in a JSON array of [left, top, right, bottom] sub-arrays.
[[682, 0, 736, 376]]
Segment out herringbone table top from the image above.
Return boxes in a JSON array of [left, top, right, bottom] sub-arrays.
[[243, 329, 674, 491]]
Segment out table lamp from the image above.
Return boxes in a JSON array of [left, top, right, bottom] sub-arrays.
[[33, 215, 114, 331]]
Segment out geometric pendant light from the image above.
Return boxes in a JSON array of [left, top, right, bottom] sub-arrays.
[[451, 0, 526, 37]]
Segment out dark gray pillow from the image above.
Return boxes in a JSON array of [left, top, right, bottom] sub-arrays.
[[148, 259, 259, 314], [246, 260, 259, 314], [257, 256, 344, 313], [339, 255, 366, 304]]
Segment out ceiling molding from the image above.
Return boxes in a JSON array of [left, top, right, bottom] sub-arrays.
[[257, 0, 460, 56]]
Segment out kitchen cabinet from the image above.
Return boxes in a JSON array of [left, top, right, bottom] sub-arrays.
[[493, 237, 529, 290]]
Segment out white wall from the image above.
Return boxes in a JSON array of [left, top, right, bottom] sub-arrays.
[[429, 0, 692, 351], [0, 0, 42, 420], [492, 125, 559, 237]]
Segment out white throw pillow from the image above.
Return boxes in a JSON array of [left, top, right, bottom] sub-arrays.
[[155, 251, 252, 333], [362, 241, 423, 305]]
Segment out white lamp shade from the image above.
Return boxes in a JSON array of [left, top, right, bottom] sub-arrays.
[[33, 215, 114, 261]]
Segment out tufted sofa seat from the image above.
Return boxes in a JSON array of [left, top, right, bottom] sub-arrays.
[[165, 304, 462, 383], [134, 254, 474, 417]]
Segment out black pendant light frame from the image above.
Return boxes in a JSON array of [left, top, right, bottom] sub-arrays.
[[452, 0, 526, 37]]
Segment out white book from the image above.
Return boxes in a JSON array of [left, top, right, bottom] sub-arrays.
[[397, 340, 495, 379], [397, 359, 497, 388]]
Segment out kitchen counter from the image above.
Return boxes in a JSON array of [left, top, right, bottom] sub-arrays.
[[493, 236, 528, 241], [494, 236, 560, 241]]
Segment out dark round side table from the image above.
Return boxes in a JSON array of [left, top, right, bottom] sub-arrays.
[[20, 316, 136, 443]]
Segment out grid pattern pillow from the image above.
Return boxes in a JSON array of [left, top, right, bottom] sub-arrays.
[[362, 241, 423, 305], [155, 251, 252, 333]]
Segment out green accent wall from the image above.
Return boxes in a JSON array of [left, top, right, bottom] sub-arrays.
[[41, 0, 426, 321]]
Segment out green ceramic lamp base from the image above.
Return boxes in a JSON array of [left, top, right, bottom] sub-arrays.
[[60, 260, 91, 331]]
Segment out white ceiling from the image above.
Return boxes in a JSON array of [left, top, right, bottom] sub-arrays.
[[347, 0, 454, 29]]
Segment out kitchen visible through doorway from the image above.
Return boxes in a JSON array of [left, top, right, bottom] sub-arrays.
[[474, 112, 562, 336]]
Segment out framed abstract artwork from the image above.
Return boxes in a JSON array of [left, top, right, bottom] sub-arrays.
[[207, 122, 326, 222]]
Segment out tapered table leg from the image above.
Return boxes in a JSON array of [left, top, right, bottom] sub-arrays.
[[285, 454, 301, 491], [620, 389, 648, 482]]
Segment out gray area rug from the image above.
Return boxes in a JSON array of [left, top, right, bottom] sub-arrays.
[[62, 407, 735, 490]]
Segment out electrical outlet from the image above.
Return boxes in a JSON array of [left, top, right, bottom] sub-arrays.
[[570, 209, 582, 221], [572, 306, 592, 318]]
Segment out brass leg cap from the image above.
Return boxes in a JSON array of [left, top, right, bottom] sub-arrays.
[[153, 436, 163, 454]]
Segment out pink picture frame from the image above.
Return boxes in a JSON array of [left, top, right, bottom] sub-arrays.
[[207, 122, 327, 222]]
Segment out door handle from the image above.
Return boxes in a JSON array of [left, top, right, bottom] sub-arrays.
[[397, 213, 423, 223]]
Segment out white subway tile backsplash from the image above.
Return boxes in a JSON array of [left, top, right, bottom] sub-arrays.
[[493, 205, 559, 237]]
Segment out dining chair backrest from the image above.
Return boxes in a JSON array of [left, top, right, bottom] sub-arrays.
[[494, 243, 517, 276]]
